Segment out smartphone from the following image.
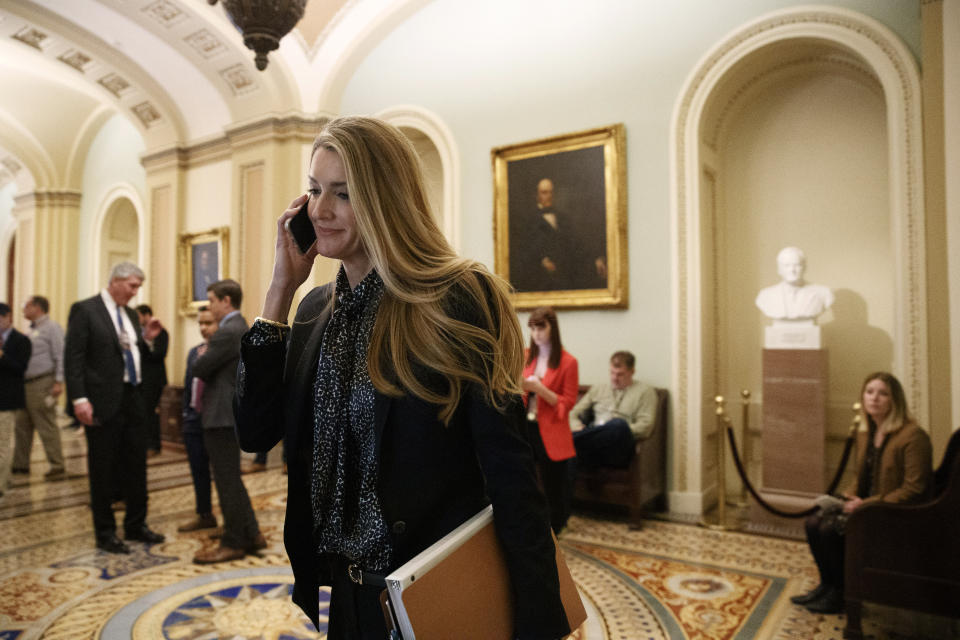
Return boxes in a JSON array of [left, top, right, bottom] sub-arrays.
[[287, 200, 316, 253]]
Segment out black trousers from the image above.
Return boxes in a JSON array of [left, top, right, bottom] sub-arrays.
[[84, 384, 148, 538], [524, 419, 572, 534], [141, 380, 164, 451], [573, 418, 635, 469], [804, 510, 846, 589], [182, 420, 212, 515], [326, 556, 389, 639], [203, 426, 260, 549]]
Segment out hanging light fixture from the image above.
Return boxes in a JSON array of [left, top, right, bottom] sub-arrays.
[[208, 0, 307, 71]]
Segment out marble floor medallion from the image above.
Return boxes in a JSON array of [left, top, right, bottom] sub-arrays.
[[102, 568, 327, 639]]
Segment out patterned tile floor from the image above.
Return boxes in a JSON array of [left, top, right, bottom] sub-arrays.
[[0, 425, 956, 639]]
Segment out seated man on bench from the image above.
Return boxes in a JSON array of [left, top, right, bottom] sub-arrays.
[[570, 350, 657, 470]]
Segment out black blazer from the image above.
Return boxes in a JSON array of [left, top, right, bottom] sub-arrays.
[[64, 295, 149, 422], [235, 283, 569, 638], [194, 312, 247, 429], [182, 343, 203, 427], [0, 328, 32, 410], [140, 327, 169, 402]]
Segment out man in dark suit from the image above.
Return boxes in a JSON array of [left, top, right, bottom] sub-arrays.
[[0, 302, 32, 498], [64, 262, 165, 553], [191, 279, 264, 563], [135, 304, 168, 457]]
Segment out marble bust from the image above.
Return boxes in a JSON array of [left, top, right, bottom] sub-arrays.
[[755, 247, 834, 322]]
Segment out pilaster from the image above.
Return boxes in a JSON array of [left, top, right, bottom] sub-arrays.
[[921, 0, 951, 456], [12, 190, 81, 327], [142, 151, 186, 387]]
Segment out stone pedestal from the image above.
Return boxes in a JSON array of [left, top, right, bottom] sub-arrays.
[[749, 349, 828, 534]]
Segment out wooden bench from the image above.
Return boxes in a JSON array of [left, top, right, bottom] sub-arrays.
[[843, 427, 960, 638], [571, 387, 668, 528]]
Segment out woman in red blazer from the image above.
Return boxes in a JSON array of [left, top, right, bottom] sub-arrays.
[[522, 306, 578, 533]]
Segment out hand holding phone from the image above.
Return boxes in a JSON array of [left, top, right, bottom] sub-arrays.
[[286, 200, 316, 253]]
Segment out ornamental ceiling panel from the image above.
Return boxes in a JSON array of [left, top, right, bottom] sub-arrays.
[[0, 0, 422, 157]]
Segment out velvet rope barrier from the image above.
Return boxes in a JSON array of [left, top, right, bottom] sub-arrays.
[[725, 424, 857, 519]]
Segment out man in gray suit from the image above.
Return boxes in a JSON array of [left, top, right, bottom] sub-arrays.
[[191, 279, 264, 563]]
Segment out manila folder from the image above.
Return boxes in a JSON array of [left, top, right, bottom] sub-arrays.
[[384, 505, 586, 639]]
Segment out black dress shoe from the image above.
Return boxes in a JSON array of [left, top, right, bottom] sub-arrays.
[[96, 534, 131, 554], [790, 583, 826, 605], [125, 526, 165, 544], [804, 586, 844, 614]]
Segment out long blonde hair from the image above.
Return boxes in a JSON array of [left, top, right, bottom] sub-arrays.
[[313, 116, 524, 423]]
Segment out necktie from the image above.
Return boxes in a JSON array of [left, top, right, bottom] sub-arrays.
[[116, 307, 138, 385], [190, 377, 204, 412]]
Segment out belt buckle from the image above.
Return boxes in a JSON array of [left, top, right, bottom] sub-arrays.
[[347, 563, 363, 585]]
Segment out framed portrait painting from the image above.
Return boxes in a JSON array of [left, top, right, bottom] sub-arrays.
[[492, 124, 627, 310], [178, 227, 229, 315]]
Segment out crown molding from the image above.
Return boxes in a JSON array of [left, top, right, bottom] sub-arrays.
[[141, 112, 329, 172]]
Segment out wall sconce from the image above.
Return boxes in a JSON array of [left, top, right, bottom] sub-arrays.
[[208, 0, 306, 71]]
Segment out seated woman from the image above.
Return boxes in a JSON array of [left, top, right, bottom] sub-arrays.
[[522, 307, 578, 534], [792, 371, 933, 613], [234, 117, 569, 639]]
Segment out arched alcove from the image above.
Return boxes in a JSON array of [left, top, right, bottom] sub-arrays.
[[707, 40, 894, 498], [669, 6, 925, 514], [398, 125, 443, 225], [90, 183, 147, 297], [376, 105, 461, 249], [98, 197, 139, 287]]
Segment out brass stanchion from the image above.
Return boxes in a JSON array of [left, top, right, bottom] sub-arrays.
[[702, 395, 735, 530], [732, 389, 752, 507]]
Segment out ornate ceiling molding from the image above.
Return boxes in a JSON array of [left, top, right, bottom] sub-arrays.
[[140, 113, 327, 172], [0, 2, 184, 145]]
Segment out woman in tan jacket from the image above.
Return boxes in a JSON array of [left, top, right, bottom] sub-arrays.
[[791, 372, 933, 614]]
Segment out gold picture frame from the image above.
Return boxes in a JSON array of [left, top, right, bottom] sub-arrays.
[[178, 227, 229, 316], [492, 123, 627, 309]]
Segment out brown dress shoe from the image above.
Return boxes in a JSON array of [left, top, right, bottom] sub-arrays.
[[178, 514, 218, 532], [44, 469, 67, 481], [193, 544, 245, 564], [247, 533, 267, 552]]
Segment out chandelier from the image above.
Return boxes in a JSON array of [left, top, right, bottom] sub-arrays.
[[208, 0, 307, 71]]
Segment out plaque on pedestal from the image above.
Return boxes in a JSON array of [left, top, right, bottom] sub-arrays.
[[764, 322, 821, 349], [749, 349, 828, 535]]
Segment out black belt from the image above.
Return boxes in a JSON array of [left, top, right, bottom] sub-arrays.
[[25, 372, 54, 383], [347, 562, 386, 587]]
